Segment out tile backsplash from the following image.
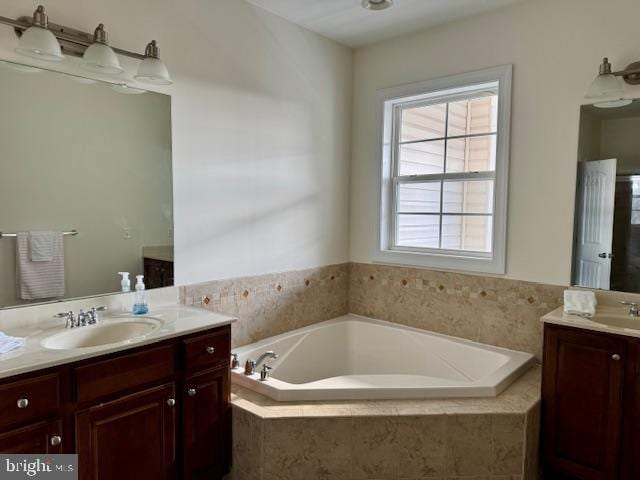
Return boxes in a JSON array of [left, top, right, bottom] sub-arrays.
[[349, 263, 564, 358], [180, 262, 565, 357], [180, 264, 349, 348]]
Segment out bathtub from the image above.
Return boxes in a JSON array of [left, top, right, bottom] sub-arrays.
[[232, 314, 534, 401]]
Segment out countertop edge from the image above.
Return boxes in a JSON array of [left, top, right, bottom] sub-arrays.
[[0, 307, 237, 381]]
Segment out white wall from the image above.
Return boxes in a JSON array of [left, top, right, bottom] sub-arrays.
[[0, 67, 172, 306], [0, 0, 353, 288], [350, 0, 640, 286]]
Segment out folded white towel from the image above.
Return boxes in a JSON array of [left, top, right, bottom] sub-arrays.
[[564, 290, 597, 318], [0, 332, 25, 355], [16, 231, 65, 300], [29, 231, 54, 262]]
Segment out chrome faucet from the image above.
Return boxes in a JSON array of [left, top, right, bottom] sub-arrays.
[[244, 350, 278, 375], [620, 301, 640, 317], [55, 306, 108, 328]]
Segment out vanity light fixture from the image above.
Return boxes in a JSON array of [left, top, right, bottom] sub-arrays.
[[586, 57, 635, 108], [14, 6, 63, 61], [81, 24, 124, 75], [361, 0, 394, 10], [0, 5, 172, 85], [134, 41, 172, 85]]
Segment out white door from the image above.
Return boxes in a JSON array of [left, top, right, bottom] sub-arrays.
[[574, 159, 617, 289]]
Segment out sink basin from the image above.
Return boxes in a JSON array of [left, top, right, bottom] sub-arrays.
[[588, 307, 640, 331], [42, 318, 161, 350]]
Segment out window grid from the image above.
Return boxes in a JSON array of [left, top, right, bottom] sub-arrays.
[[391, 95, 497, 254]]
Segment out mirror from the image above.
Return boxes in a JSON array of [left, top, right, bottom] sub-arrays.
[[572, 99, 640, 293], [0, 60, 173, 309]]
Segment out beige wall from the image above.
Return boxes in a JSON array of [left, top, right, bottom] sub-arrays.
[[0, 0, 353, 293], [349, 0, 640, 286], [0, 67, 172, 306]]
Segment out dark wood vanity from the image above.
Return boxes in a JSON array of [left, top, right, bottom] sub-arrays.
[[542, 323, 640, 480], [0, 324, 231, 480]]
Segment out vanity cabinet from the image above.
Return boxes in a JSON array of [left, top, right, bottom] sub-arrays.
[[0, 323, 231, 480], [76, 383, 177, 480], [183, 367, 230, 480], [542, 324, 639, 480]]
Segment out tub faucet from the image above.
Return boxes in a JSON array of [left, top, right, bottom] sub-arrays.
[[244, 351, 278, 375]]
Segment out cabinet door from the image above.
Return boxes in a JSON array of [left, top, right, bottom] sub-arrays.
[[0, 420, 63, 453], [183, 367, 231, 480], [621, 340, 640, 480], [542, 325, 626, 480], [76, 383, 176, 480]]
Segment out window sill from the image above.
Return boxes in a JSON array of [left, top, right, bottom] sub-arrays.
[[372, 248, 505, 275]]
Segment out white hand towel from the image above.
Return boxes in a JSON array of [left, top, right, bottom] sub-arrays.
[[16, 231, 65, 300], [0, 332, 25, 355], [563, 290, 597, 318], [29, 231, 54, 262]]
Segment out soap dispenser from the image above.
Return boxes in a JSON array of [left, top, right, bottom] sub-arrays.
[[132, 275, 149, 315], [118, 272, 131, 293]]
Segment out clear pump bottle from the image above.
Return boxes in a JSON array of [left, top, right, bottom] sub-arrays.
[[132, 275, 149, 315]]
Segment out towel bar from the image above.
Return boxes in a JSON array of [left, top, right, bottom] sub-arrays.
[[0, 230, 78, 238]]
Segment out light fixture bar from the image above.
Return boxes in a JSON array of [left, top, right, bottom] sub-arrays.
[[0, 14, 146, 60]]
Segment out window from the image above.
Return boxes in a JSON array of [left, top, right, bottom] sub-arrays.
[[375, 66, 511, 274]]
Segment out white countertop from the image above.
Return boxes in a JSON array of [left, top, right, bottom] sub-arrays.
[[542, 305, 640, 339], [0, 304, 236, 381]]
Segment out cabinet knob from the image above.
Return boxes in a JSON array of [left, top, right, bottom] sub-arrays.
[[187, 388, 197, 397], [206, 346, 215, 354], [50, 435, 62, 447], [16, 398, 29, 409], [612, 354, 621, 361], [166, 398, 176, 407]]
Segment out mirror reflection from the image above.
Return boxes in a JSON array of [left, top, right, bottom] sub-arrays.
[[0, 60, 173, 308], [573, 99, 640, 293]]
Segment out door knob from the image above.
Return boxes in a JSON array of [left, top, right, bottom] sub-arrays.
[[206, 346, 215, 354], [187, 388, 197, 397], [16, 398, 29, 409], [166, 398, 176, 407], [612, 354, 621, 361], [50, 435, 62, 447], [598, 252, 607, 258]]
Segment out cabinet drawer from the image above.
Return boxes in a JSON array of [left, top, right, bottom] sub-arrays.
[[75, 345, 174, 404], [0, 373, 60, 431], [183, 328, 230, 372]]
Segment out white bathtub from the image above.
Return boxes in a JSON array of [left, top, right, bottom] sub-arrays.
[[232, 315, 534, 401]]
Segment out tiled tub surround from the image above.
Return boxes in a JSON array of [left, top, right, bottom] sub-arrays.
[[180, 264, 349, 348], [349, 263, 565, 359], [229, 367, 542, 480], [180, 262, 564, 358]]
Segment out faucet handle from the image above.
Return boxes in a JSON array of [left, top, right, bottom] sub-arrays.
[[231, 353, 240, 369], [260, 364, 273, 381], [54, 311, 75, 328]]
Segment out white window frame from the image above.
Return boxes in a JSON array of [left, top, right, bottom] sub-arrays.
[[374, 65, 512, 274]]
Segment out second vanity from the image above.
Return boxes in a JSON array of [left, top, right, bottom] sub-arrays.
[[541, 302, 640, 480], [0, 295, 236, 480]]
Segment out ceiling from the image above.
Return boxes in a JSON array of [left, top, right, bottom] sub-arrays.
[[244, 0, 525, 48]]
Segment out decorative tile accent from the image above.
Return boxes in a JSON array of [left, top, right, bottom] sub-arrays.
[[349, 263, 564, 358], [181, 264, 349, 348]]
